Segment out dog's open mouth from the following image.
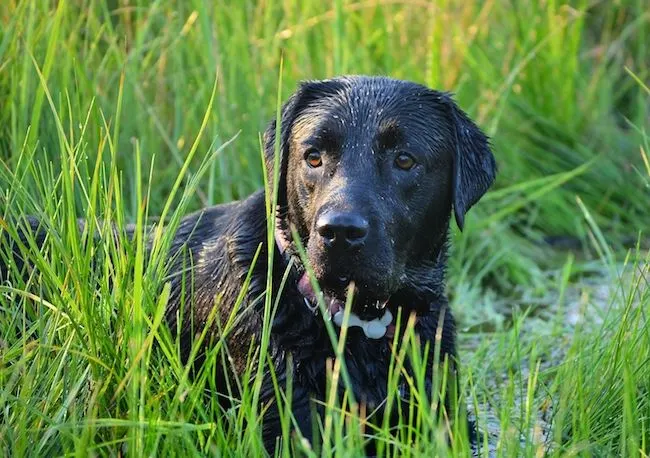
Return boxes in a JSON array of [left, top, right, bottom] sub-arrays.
[[275, 215, 397, 339], [296, 272, 395, 339]]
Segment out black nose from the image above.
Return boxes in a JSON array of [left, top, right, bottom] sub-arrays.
[[316, 212, 369, 249]]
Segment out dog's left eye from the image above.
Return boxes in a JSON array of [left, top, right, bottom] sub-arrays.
[[394, 153, 416, 170], [305, 149, 323, 168]]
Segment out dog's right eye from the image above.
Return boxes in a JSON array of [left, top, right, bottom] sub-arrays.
[[305, 149, 323, 168], [394, 153, 416, 171]]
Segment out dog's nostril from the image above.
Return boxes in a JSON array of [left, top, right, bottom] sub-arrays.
[[318, 226, 337, 243], [346, 225, 368, 241], [316, 212, 369, 248]]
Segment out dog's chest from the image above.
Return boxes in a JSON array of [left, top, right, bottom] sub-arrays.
[[342, 335, 394, 410], [296, 330, 395, 411]]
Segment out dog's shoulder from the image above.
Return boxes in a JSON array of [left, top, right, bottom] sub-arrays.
[[163, 189, 273, 365], [168, 189, 267, 258], [164, 189, 269, 314]]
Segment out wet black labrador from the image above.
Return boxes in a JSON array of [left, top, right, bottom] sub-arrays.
[[1, 76, 496, 453]]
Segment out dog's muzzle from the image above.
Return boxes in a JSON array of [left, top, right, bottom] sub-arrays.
[[275, 211, 397, 340]]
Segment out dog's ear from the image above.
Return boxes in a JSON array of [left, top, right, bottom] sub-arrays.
[[263, 79, 345, 208], [440, 93, 497, 230], [263, 91, 298, 209]]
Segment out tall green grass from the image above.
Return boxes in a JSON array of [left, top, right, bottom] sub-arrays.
[[1, 0, 649, 456]]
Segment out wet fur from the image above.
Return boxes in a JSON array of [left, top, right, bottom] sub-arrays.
[[1, 76, 496, 453]]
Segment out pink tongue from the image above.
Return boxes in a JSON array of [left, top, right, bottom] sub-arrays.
[[297, 273, 343, 315], [297, 272, 315, 299]]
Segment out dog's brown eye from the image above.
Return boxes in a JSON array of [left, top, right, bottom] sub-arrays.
[[395, 153, 416, 170], [305, 149, 323, 168]]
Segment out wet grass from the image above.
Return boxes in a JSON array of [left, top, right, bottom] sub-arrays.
[[1, 1, 649, 456]]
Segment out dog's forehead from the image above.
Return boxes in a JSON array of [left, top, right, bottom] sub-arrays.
[[292, 78, 448, 150], [315, 79, 433, 121]]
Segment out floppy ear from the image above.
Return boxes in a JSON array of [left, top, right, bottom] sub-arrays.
[[263, 90, 299, 210], [441, 94, 497, 230], [263, 79, 346, 209]]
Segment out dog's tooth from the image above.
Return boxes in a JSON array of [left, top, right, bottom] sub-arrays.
[[380, 309, 393, 326], [363, 320, 387, 339], [333, 311, 344, 327], [325, 303, 333, 321], [303, 297, 315, 313]]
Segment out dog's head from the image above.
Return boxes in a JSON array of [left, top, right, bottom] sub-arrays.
[[265, 76, 496, 324]]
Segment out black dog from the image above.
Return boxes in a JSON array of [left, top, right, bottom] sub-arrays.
[[1, 76, 496, 453]]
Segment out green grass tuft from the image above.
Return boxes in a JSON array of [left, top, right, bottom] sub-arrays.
[[1, 1, 649, 456]]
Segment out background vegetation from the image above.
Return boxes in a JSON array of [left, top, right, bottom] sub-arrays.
[[0, 0, 648, 456]]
